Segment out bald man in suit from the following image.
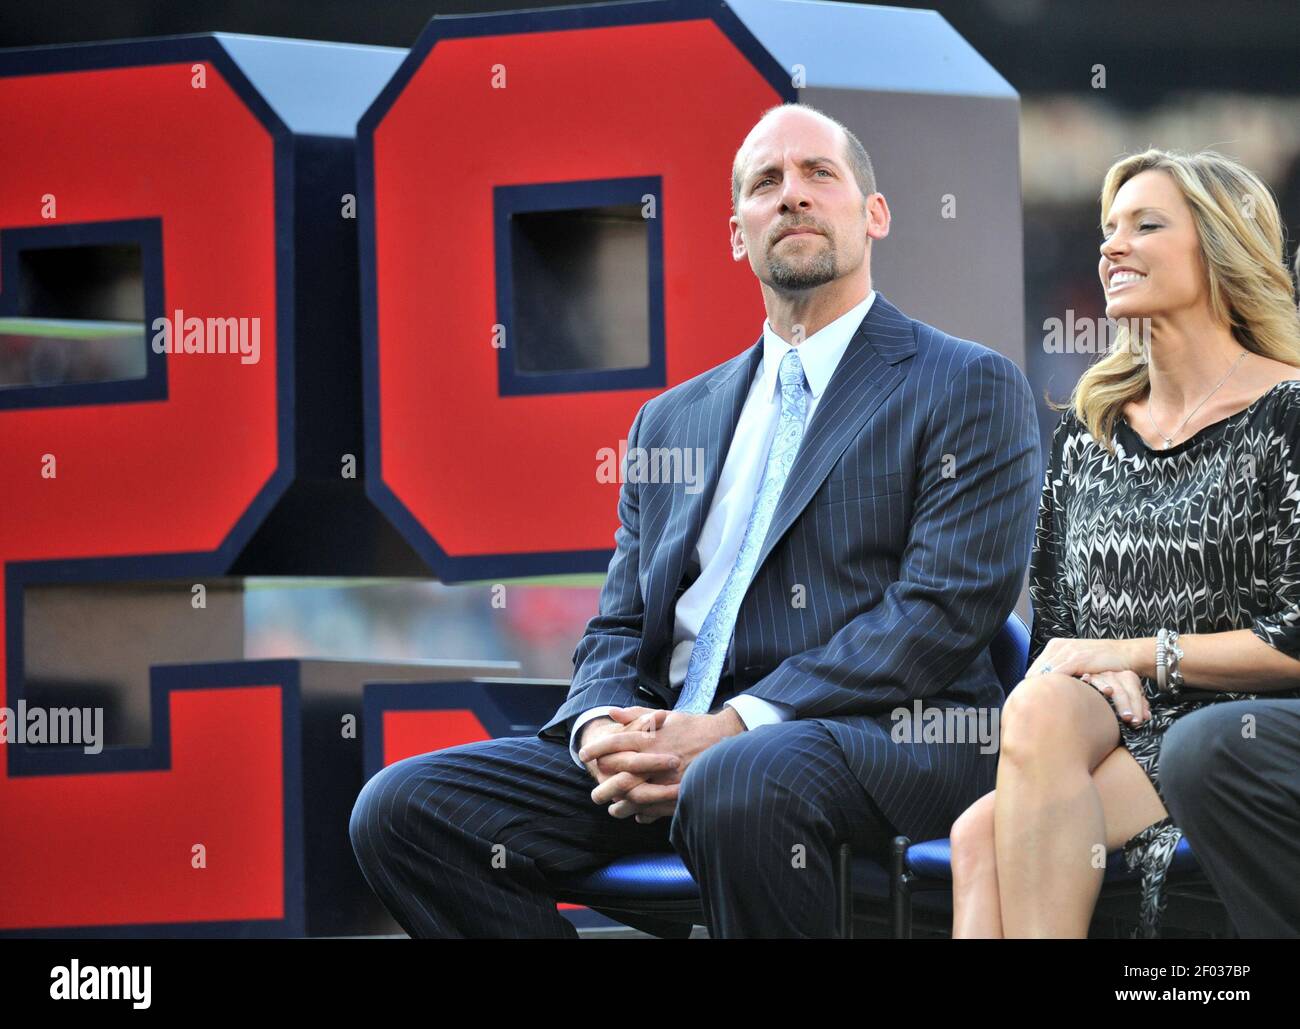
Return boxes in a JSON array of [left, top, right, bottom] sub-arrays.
[[349, 102, 1041, 938]]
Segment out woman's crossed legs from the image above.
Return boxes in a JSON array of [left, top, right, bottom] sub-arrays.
[[950, 672, 1169, 938]]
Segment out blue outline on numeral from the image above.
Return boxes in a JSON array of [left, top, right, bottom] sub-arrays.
[[493, 176, 665, 397], [0, 217, 168, 410]]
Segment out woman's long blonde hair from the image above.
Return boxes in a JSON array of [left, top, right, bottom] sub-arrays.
[[1053, 148, 1300, 453]]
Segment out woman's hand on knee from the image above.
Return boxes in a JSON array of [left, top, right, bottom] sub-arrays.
[[1080, 669, 1150, 725], [1026, 637, 1142, 680]]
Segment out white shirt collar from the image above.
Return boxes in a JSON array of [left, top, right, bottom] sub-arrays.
[[759, 290, 876, 402]]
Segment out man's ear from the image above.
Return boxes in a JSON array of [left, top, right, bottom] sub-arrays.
[[730, 217, 747, 260], [867, 192, 891, 240]]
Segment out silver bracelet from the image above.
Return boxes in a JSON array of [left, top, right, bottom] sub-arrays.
[[1155, 630, 1168, 692], [1167, 630, 1184, 693], [1155, 628, 1184, 696]]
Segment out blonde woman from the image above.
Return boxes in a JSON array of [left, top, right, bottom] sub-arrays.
[[949, 148, 1300, 938]]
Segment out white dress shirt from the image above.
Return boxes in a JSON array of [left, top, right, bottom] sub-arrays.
[[569, 290, 877, 766]]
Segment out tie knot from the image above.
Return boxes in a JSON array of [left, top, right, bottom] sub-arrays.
[[778, 348, 806, 393]]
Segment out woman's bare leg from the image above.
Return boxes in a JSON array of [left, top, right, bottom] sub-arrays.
[[951, 789, 1002, 937], [1091, 743, 1171, 851], [994, 673, 1169, 937]]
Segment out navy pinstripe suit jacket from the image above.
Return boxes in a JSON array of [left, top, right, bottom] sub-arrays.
[[538, 292, 1042, 843]]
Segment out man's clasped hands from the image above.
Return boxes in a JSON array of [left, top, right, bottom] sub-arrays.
[[577, 707, 747, 824]]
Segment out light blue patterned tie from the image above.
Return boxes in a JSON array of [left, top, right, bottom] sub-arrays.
[[675, 347, 809, 714]]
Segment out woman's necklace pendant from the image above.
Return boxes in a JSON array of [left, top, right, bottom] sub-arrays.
[[1146, 351, 1250, 452]]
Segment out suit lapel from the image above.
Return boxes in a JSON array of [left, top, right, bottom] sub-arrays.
[[641, 340, 762, 651]]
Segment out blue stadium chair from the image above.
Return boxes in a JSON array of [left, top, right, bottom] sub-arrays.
[[890, 611, 1229, 939], [550, 611, 1032, 939]]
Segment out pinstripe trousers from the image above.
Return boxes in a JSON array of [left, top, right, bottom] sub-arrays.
[[348, 717, 895, 938]]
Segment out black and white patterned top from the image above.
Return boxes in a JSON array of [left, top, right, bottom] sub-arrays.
[[1027, 377, 1300, 938]]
